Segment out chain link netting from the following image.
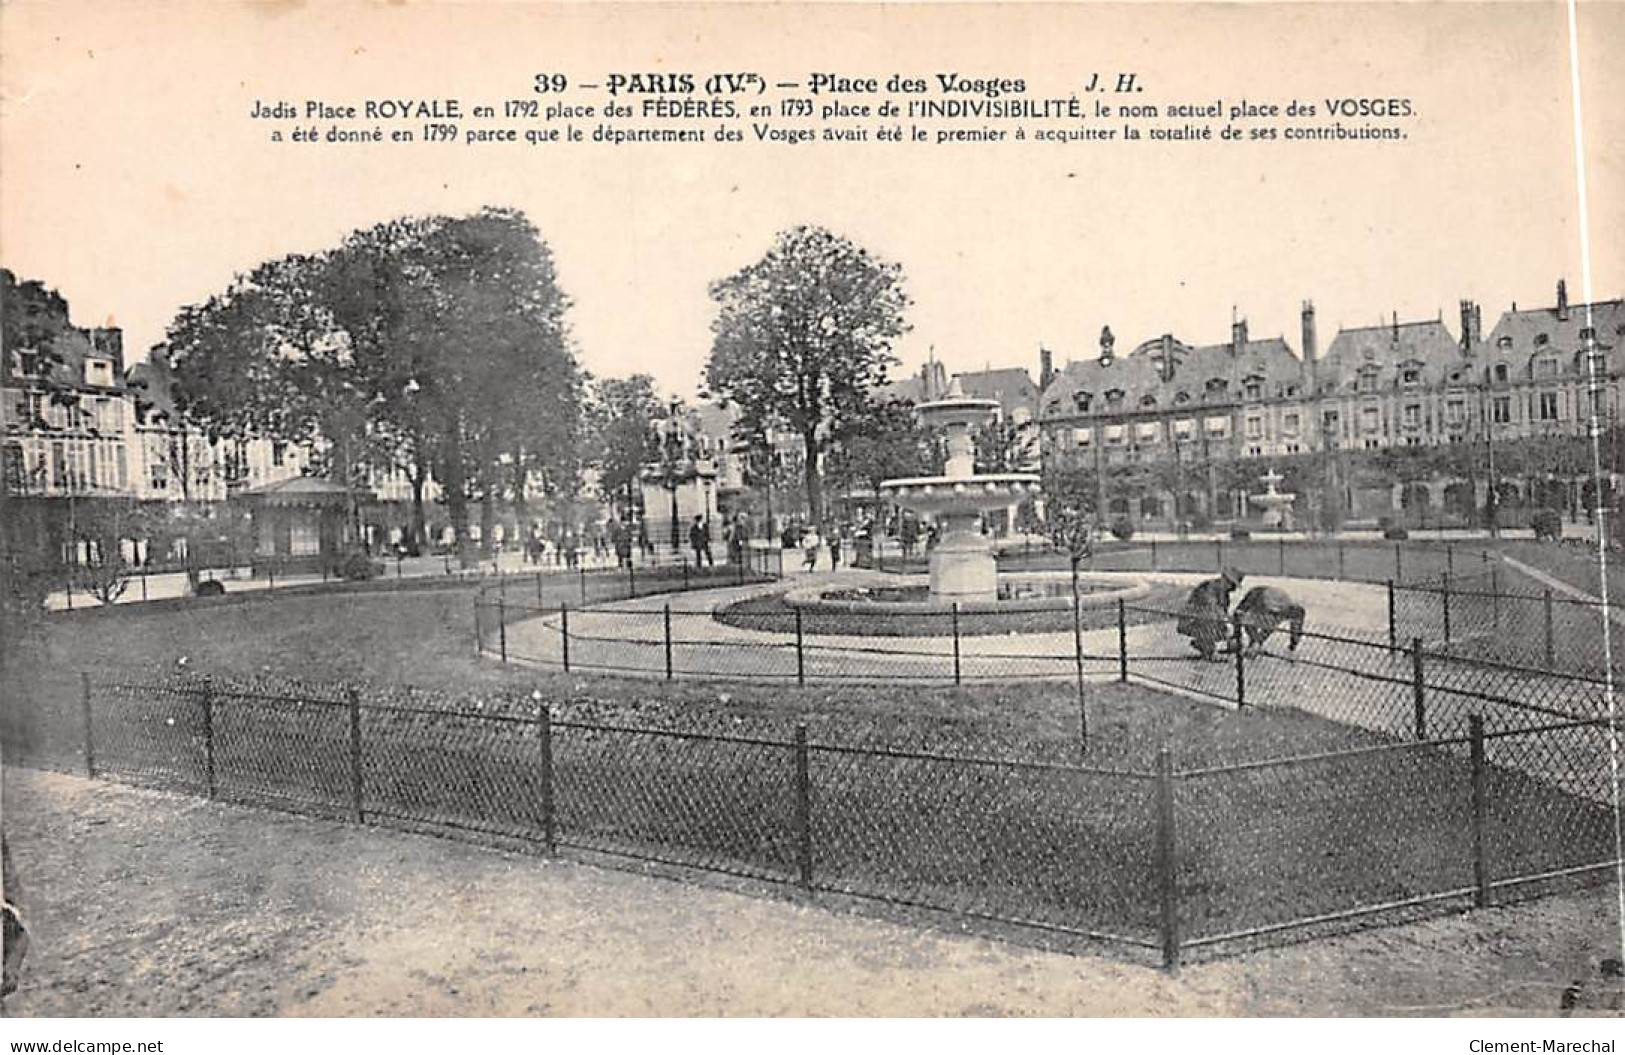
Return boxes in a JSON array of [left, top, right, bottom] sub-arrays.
[[11, 642, 1621, 963]]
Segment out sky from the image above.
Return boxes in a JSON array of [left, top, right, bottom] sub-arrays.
[[2, 2, 1622, 402]]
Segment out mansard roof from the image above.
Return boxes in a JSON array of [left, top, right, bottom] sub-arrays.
[[1317, 318, 1461, 394], [1479, 298, 1625, 381], [953, 366, 1038, 419], [1038, 332, 1303, 420]]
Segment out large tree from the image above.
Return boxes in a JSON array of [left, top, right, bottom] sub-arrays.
[[584, 374, 661, 518], [704, 226, 910, 525], [159, 207, 580, 564]]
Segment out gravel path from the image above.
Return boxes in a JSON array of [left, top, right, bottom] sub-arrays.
[[4, 768, 1620, 1017]]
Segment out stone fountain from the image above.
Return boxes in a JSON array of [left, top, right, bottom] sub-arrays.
[[877, 378, 1042, 602], [1248, 469, 1298, 529]]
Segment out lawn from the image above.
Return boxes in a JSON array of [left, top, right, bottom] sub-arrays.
[[8, 576, 1612, 956]]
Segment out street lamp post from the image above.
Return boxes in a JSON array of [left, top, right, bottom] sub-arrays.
[[664, 400, 684, 553]]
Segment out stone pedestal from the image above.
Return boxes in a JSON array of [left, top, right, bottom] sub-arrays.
[[928, 512, 998, 602]]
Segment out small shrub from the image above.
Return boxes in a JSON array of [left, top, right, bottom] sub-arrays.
[[1531, 508, 1563, 541], [337, 550, 382, 581], [1230, 526, 1251, 540], [1109, 517, 1134, 541], [1383, 526, 1410, 541], [1187, 509, 1214, 532]]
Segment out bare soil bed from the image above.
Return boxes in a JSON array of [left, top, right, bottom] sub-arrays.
[[5, 768, 1621, 1018]]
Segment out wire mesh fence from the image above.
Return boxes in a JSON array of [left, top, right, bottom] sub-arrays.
[[8, 665, 1620, 966]]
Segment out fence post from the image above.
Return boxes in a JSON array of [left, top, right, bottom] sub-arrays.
[[1155, 745, 1181, 972], [1233, 620, 1246, 707], [1469, 713, 1490, 908], [1150, 538, 1158, 571], [1395, 542, 1403, 583], [1215, 539, 1223, 571], [1447, 544, 1455, 578], [682, 556, 691, 591], [200, 679, 217, 799], [663, 603, 674, 681], [474, 595, 485, 655], [578, 564, 587, 606], [560, 603, 571, 672], [951, 603, 962, 686], [1386, 579, 1397, 651], [1543, 588, 1555, 669], [347, 687, 364, 823], [1117, 597, 1128, 682], [498, 596, 508, 664], [1278, 536, 1286, 576], [1411, 637, 1427, 740], [1337, 542, 1346, 581], [1491, 567, 1501, 631], [64, 566, 73, 611], [80, 672, 96, 779], [795, 608, 806, 687], [536, 571, 543, 606], [1442, 574, 1452, 644], [140, 566, 148, 602], [794, 723, 814, 892], [539, 701, 557, 854]]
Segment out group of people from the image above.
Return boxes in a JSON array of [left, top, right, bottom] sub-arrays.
[[1175, 568, 1307, 661]]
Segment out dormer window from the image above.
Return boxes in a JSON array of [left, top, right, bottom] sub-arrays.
[[1139, 394, 1157, 408], [1536, 357, 1559, 379], [1580, 327, 1596, 342], [1174, 391, 1191, 405], [1356, 366, 1381, 393], [1204, 378, 1228, 395], [1104, 389, 1124, 408], [1245, 382, 1261, 400], [1497, 335, 1513, 350], [1072, 391, 1092, 413], [84, 358, 113, 387], [1534, 333, 1550, 347], [1401, 368, 1420, 385], [12, 350, 39, 377], [1494, 364, 1509, 383]]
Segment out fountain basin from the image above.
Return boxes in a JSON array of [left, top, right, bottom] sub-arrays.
[[781, 573, 1153, 615], [878, 473, 1042, 516]]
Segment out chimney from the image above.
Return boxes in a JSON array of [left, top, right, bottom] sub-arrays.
[[1301, 300, 1317, 389], [1231, 315, 1248, 355], [1039, 346, 1055, 391], [1557, 279, 1570, 321], [1459, 299, 1482, 350]]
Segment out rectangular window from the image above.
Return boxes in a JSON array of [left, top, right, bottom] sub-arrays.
[[1446, 400, 1465, 423], [290, 519, 320, 556], [1282, 413, 1300, 433], [1539, 391, 1559, 420], [1245, 416, 1263, 438], [1494, 364, 1508, 383], [50, 441, 65, 489], [272, 441, 285, 468], [1073, 427, 1093, 447], [1402, 404, 1421, 428], [1493, 396, 1511, 424], [1402, 369, 1420, 385], [1361, 407, 1380, 432]]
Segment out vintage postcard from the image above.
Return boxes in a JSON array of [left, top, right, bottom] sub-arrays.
[[2, 0, 1623, 1038]]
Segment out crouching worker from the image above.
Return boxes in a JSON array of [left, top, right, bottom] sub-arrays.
[[1176, 567, 1244, 661], [1232, 585, 1306, 656]]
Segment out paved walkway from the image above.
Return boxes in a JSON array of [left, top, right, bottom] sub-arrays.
[[503, 570, 1615, 803]]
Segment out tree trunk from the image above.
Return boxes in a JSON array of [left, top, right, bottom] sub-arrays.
[[802, 429, 823, 527], [480, 480, 496, 559], [440, 437, 472, 568], [408, 464, 427, 556], [510, 451, 530, 552]]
